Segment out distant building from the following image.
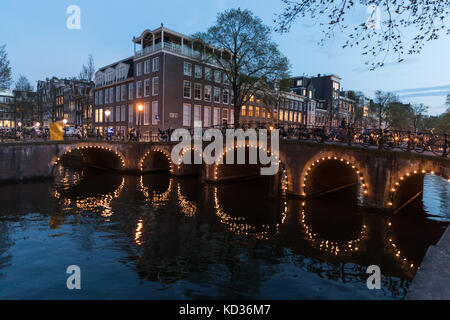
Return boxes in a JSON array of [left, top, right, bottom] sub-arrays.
[[0, 90, 14, 128], [37, 78, 94, 128], [290, 74, 356, 127]]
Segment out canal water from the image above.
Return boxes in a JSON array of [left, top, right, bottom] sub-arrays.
[[0, 166, 448, 299]]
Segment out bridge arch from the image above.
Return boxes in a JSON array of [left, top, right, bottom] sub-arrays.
[[388, 168, 449, 212], [210, 143, 288, 190], [174, 146, 203, 176], [53, 144, 126, 171], [139, 147, 174, 173], [300, 154, 368, 201]]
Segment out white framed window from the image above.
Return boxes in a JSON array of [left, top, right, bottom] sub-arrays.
[[194, 65, 202, 78], [153, 57, 159, 72], [136, 62, 143, 76], [105, 89, 109, 104], [144, 102, 150, 125], [109, 88, 114, 103], [214, 87, 220, 103], [117, 67, 126, 81], [152, 101, 159, 125], [144, 79, 151, 97], [205, 67, 212, 81], [214, 70, 221, 83], [183, 104, 191, 127], [204, 106, 211, 127], [136, 81, 142, 98], [128, 104, 134, 124], [116, 106, 121, 122], [152, 77, 159, 95], [144, 60, 151, 74], [204, 85, 211, 102], [223, 89, 229, 104], [222, 109, 228, 124], [121, 105, 126, 123], [183, 81, 191, 99], [213, 107, 220, 125], [129, 83, 134, 100], [121, 84, 126, 101], [184, 62, 192, 76], [99, 90, 103, 105], [116, 86, 120, 102], [194, 105, 201, 125], [94, 91, 98, 105], [194, 83, 202, 100]]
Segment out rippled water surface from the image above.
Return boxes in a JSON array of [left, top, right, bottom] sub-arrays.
[[0, 167, 448, 299]]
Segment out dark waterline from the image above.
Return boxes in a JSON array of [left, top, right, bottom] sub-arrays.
[[0, 167, 448, 299]]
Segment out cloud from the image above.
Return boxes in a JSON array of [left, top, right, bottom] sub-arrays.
[[399, 90, 450, 99], [394, 84, 450, 94]]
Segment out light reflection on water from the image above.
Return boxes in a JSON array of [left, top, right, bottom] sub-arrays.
[[0, 167, 448, 299]]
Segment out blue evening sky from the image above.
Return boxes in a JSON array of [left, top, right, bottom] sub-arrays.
[[0, 0, 449, 114]]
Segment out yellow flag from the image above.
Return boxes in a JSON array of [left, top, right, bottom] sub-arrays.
[[50, 123, 63, 141]]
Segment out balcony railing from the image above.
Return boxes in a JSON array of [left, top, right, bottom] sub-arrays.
[[135, 42, 224, 67]]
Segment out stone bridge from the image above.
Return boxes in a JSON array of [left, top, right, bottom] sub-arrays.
[[0, 140, 448, 211]]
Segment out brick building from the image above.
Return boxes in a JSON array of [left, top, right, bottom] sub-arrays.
[[92, 25, 316, 139]]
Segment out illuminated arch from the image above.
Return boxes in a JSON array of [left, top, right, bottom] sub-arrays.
[[139, 147, 174, 173], [385, 220, 416, 272], [53, 177, 125, 218], [300, 154, 368, 201], [212, 143, 287, 190], [299, 201, 368, 256], [52, 144, 126, 169], [213, 186, 287, 240], [177, 182, 197, 217], [387, 169, 449, 209], [139, 175, 173, 208]]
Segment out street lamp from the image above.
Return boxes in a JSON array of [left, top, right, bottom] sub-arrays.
[[105, 109, 111, 118], [137, 104, 143, 141], [62, 119, 67, 125]]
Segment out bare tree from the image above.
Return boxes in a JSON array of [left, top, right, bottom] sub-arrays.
[[15, 75, 33, 91], [275, 1, 450, 70], [193, 8, 290, 127], [78, 54, 95, 81], [411, 103, 429, 133], [0, 45, 12, 90], [371, 90, 398, 129]]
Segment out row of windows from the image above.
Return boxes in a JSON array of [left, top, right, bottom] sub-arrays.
[[95, 78, 159, 105], [95, 102, 160, 126], [183, 62, 229, 84], [182, 103, 234, 127], [183, 81, 233, 104], [136, 57, 160, 76]]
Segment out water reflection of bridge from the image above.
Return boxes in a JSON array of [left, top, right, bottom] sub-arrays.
[[50, 168, 445, 298]]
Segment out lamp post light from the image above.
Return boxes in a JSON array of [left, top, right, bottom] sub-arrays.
[[137, 104, 143, 142]]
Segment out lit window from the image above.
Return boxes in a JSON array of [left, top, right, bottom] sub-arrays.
[[152, 77, 159, 95], [183, 104, 191, 126]]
